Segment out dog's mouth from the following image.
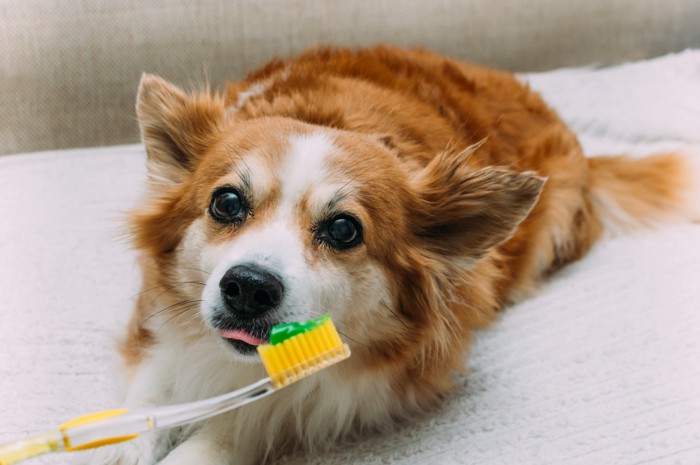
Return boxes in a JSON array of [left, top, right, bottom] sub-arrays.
[[220, 328, 267, 346], [219, 327, 269, 354], [212, 316, 275, 355]]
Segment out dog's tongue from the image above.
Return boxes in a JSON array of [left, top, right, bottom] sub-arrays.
[[219, 329, 267, 346]]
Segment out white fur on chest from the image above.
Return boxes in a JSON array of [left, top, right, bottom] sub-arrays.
[[124, 334, 399, 464]]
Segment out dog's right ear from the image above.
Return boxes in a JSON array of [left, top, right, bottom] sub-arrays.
[[136, 74, 225, 186]]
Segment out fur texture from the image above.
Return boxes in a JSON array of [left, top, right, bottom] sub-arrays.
[[86, 46, 695, 465]]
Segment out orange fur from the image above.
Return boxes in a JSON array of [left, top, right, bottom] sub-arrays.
[[111, 46, 694, 464]]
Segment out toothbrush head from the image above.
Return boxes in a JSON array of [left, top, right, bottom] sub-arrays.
[[257, 314, 351, 388]]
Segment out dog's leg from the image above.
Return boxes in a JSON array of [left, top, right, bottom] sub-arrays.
[[156, 435, 234, 465], [77, 435, 159, 465], [78, 344, 178, 465], [156, 415, 243, 465]]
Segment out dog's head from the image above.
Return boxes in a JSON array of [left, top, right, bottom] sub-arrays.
[[132, 75, 543, 372]]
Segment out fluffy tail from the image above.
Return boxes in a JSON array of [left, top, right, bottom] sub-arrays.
[[588, 153, 699, 235]]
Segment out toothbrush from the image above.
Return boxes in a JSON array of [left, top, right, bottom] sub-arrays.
[[0, 314, 350, 465]]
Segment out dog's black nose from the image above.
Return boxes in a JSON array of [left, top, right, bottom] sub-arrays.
[[219, 265, 284, 317]]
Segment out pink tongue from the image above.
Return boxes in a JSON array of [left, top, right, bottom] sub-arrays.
[[219, 329, 267, 346]]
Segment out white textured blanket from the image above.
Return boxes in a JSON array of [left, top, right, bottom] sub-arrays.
[[1, 51, 699, 465]]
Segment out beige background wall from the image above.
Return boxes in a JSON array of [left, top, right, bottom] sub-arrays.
[[2, 0, 699, 155]]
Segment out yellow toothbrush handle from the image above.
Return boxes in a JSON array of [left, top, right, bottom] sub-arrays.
[[0, 431, 63, 465], [59, 408, 139, 451], [0, 409, 140, 464]]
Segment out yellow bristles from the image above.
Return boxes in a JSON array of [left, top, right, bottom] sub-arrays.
[[257, 316, 350, 388]]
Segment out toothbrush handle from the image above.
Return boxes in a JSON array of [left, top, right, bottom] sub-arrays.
[[63, 378, 275, 451], [0, 431, 64, 465], [0, 378, 277, 463], [151, 378, 275, 429]]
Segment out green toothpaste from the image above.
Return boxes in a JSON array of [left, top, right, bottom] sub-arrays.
[[269, 314, 330, 345]]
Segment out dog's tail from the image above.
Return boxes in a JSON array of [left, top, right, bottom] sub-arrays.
[[587, 152, 699, 235]]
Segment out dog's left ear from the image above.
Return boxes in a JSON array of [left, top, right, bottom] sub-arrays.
[[136, 74, 225, 186], [411, 146, 545, 262]]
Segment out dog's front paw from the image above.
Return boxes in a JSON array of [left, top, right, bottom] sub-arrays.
[[73, 436, 159, 465]]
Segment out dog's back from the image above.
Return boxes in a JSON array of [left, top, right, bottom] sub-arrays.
[[227, 45, 696, 301]]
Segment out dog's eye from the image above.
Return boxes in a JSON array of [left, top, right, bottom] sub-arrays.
[[318, 214, 363, 250], [210, 188, 246, 223]]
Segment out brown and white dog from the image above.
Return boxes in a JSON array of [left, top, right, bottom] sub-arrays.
[[88, 46, 697, 464]]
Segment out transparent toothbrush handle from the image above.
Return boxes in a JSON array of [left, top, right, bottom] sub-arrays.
[[0, 431, 64, 465], [64, 378, 275, 450], [151, 378, 275, 429]]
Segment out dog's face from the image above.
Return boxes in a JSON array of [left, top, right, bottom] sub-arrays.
[[178, 121, 412, 361], [133, 75, 544, 368]]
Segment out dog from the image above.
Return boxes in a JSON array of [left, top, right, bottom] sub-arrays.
[[86, 46, 697, 464]]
